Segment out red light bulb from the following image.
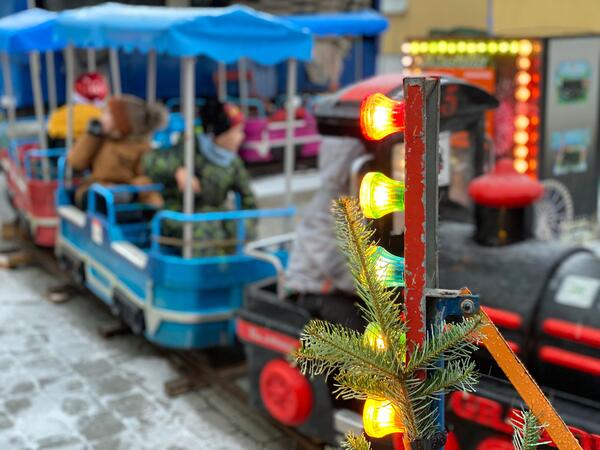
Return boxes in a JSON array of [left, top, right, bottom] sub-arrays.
[[360, 93, 406, 141]]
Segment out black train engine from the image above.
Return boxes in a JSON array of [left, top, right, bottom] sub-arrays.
[[238, 72, 600, 449]]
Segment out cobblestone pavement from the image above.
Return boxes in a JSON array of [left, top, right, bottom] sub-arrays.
[[0, 264, 288, 450]]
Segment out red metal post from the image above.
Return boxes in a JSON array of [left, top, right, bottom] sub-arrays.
[[403, 77, 440, 351]]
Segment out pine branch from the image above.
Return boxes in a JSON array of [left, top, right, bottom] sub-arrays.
[[294, 319, 399, 382], [406, 317, 483, 373], [332, 197, 407, 367], [410, 359, 479, 399], [342, 432, 372, 450], [512, 410, 548, 449]]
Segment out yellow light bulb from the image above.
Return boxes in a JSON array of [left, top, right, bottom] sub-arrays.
[[401, 56, 413, 67], [509, 40, 520, 54], [363, 398, 405, 438], [499, 41, 510, 54], [514, 145, 529, 159], [438, 41, 448, 54], [514, 130, 529, 145], [447, 42, 457, 54], [359, 172, 405, 219], [466, 42, 477, 54], [418, 41, 429, 53], [410, 41, 420, 55], [517, 57, 531, 70], [514, 114, 530, 130], [514, 158, 529, 174], [519, 39, 533, 56], [363, 322, 386, 351], [515, 86, 531, 102], [457, 41, 467, 53], [516, 71, 532, 86], [477, 41, 487, 53], [487, 41, 498, 54], [429, 42, 439, 54]]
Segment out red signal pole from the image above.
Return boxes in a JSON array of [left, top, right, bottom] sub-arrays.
[[403, 77, 440, 352]]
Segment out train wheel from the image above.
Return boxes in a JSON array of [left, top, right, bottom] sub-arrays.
[[534, 179, 574, 240], [474, 436, 512, 450], [259, 359, 313, 426]]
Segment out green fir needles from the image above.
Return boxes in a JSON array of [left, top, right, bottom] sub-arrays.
[[293, 197, 483, 445], [512, 410, 548, 449]]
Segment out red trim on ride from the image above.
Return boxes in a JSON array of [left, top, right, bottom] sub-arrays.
[[481, 306, 522, 330], [236, 319, 300, 354], [539, 346, 600, 376], [475, 436, 512, 450], [339, 74, 403, 102], [543, 318, 600, 349]]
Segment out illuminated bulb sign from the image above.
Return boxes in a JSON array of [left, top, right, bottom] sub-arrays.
[[402, 38, 541, 177]]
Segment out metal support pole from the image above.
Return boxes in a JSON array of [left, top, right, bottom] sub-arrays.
[[354, 37, 363, 82], [65, 45, 75, 185], [403, 76, 440, 349], [283, 58, 297, 208], [29, 51, 50, 180], [238, 58, 249, 116], [181, 57, 195, 259], [45, 50, 57, 112], [1, 52, 16, 137], [404, 76, 441, 439], [217, 62, 227, 102], [86, 48, 97, 73], [109, 48, 121, 96], [146, 49, 157, 104]]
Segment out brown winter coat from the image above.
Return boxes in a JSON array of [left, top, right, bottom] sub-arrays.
[[67, 133, 163, 207]]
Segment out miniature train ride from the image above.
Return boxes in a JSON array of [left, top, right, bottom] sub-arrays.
[[237, 72, 600, 449], [0, 5, 599, 450]]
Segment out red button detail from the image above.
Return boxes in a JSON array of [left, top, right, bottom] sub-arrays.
[[469, 159, 543, 208]]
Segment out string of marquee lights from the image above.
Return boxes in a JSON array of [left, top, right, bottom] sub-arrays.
[[399, 38, 541, 177]]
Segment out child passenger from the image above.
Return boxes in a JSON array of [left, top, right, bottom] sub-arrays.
[[144, 99, 257, 256], [67, 95, 167, 209]]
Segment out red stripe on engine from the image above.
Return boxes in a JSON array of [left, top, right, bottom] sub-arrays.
[[481, 306, 522, 330], [543, 318, 600, 349], [539, 346, 600, 376]]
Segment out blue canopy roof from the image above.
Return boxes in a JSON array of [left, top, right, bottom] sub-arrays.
[[54, 2, 313, 64], [283, 10, 388, 37], [0, 8, 64, 53]]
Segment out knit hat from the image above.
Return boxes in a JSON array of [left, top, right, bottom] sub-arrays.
[[108, 95, 168, 137], [199, 99, 245, 137]]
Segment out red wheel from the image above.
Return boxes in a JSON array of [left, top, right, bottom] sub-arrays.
[[259, 359, 313, 426], [475, 436, 512, 450]]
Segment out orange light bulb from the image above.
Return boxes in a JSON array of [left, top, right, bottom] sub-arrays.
[[514, 145, 529, 159], [360, 93, 405, 141], [514, 159, 529, 174], [516, 71, 532, 86], [514, 115, 530, 130], [515, 86, 531, 102], [514, 130, 530, 145], [517, 57, 531, 70], [519, 39, 533, 56]]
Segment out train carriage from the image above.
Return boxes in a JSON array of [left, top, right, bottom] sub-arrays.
[[53, 3, 313, 349]]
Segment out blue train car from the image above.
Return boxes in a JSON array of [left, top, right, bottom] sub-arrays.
[[55, 167, 293, 349]]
